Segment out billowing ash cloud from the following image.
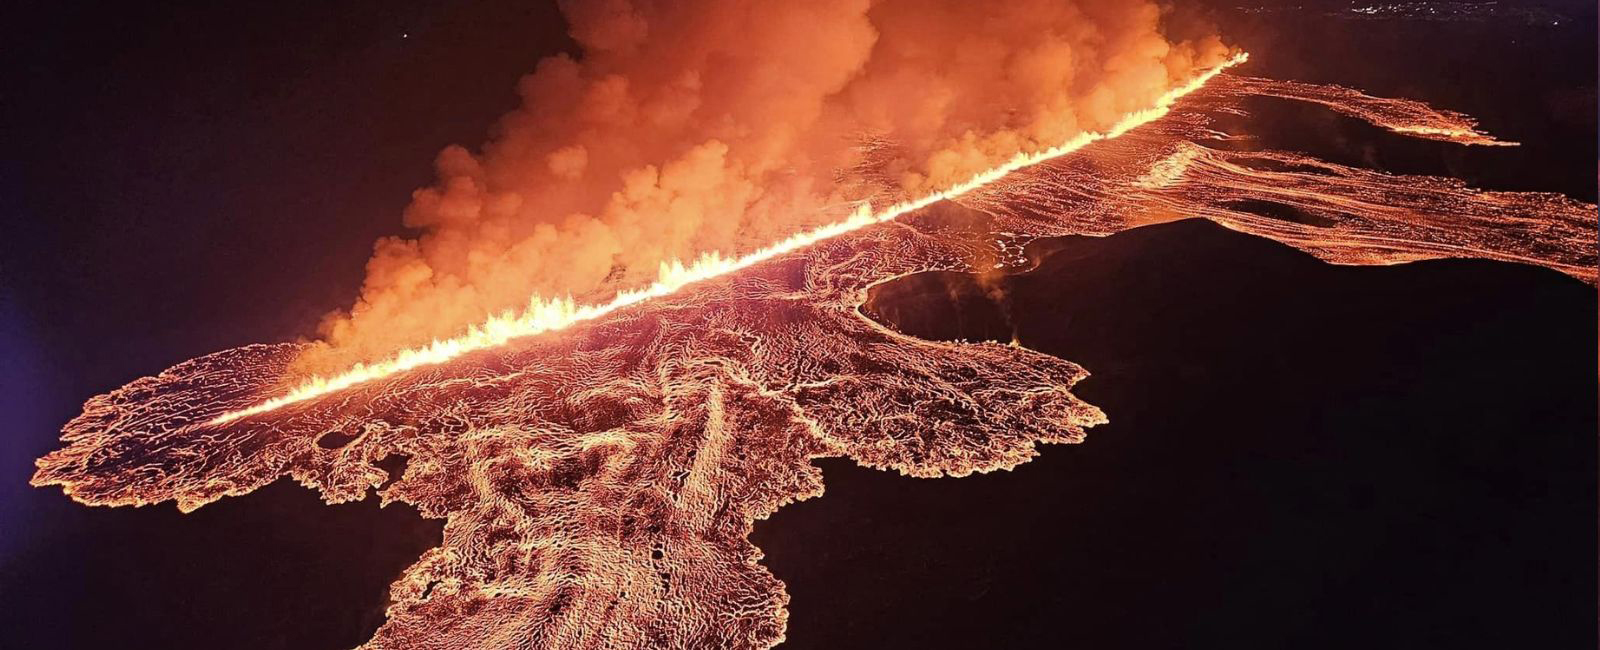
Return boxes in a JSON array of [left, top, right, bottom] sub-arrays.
[[303, 0, 1230, 370]]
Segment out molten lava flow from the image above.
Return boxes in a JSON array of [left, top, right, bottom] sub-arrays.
[[211, 53, 1252, 427], [33, 60, 1596, 650], [962, 79, 1595, 284], [1210, 75, 1518, 146]]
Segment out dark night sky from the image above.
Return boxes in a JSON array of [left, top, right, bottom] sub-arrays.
[[1, 1, 1595, 648], [2, 2, 575, 645], [3, 0, 571, 546]]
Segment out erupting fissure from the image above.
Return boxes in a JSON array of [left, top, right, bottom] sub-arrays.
[[33, 29, 1597, 649], [211, 53, 1251, 426]]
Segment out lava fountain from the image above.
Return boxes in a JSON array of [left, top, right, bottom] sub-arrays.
[[210, 53, 1251, 428], [31, 45, 1596, 650]]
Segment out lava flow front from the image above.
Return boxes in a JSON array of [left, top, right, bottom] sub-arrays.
[[33, 56, 1596, 650]]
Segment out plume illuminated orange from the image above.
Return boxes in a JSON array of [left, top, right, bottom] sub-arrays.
[[209, 52, 1250, 426]]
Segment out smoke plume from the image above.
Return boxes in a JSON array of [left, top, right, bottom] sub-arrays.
[[302, 0, 1230, 371]]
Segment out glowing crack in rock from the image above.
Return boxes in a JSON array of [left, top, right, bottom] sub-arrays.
[[209, 53, 1251, 427], [32, 60, 1596, 649]]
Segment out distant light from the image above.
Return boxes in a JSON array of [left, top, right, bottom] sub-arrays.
[[401, 32, 410, 39]]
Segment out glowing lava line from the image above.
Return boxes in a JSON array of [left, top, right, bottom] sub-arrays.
[[210, 53, 1249, 425]]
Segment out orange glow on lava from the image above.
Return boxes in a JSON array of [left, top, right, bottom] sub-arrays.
[[33, 44, 1596, 650], [210, 53, 1251, 426]]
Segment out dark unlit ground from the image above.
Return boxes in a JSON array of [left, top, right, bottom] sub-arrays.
[[3, 220, 1591, 649], [3, 2, 1593, 648], [753, 218, 1596, 649]]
